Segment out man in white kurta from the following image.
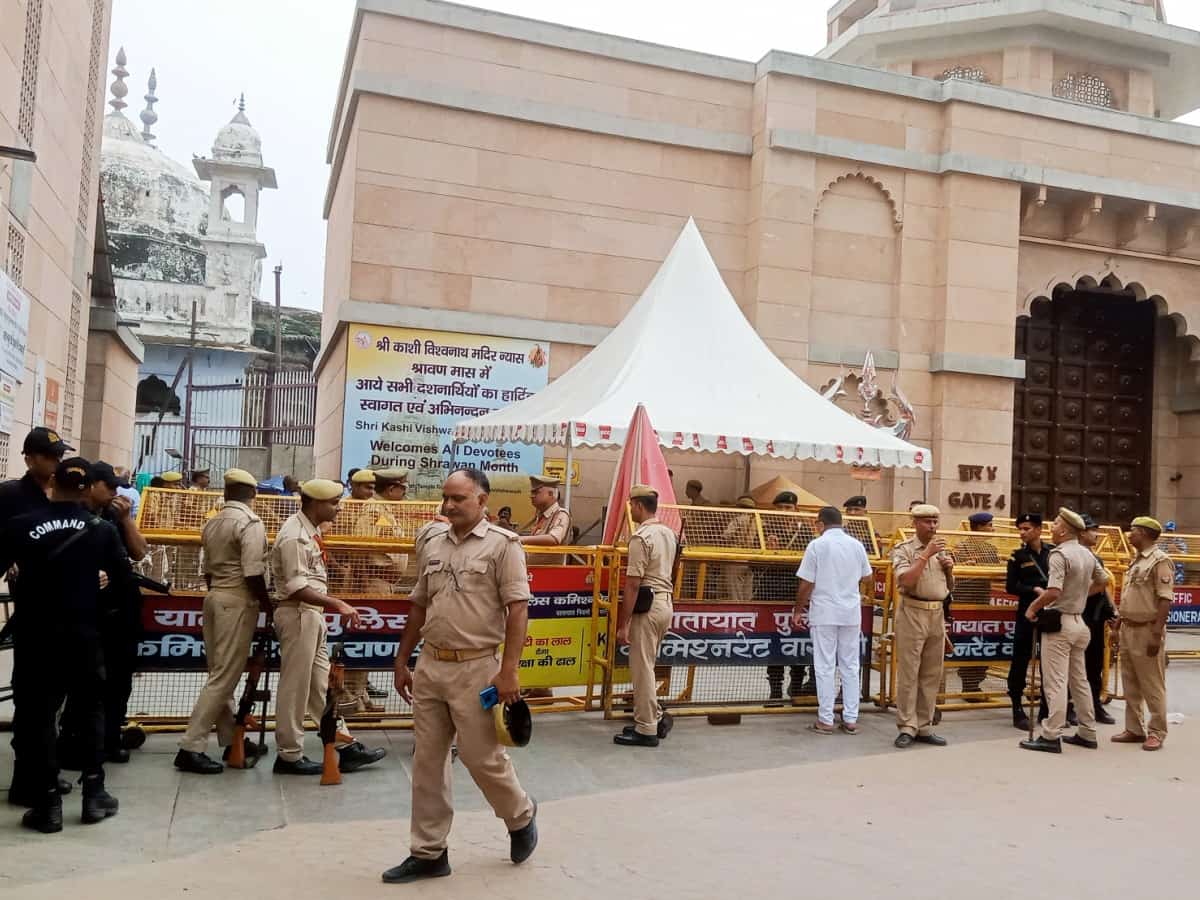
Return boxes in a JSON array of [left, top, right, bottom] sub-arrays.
[[793, 507, 873, 733]]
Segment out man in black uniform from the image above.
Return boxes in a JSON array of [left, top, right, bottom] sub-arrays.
[[1079, 513, 1117, 724], [1, 427, 74, 806], [1005, 513, 1052, 730], [0, 457, 133, 832]]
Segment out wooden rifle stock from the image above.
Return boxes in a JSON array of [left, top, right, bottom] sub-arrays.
[[228, 629, 272, 769], [670, 521, 686, 599], [319, 645, 346, 785]]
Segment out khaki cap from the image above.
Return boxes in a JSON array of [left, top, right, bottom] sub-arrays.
[[223, 468, 257, 487], [300, 478, 343, 501], [629, 484, 658, 500], [1131, 515, 1163, 534], [191, 468, 210, 477], [530, 474, 562, 488], [736, 495, 758, 509], [1058, 507, 1086, 531], [374, 468, 408, 483], [910, 503, 940, 518], [350, 469, 376, 484], [159, 471, 183, 484]]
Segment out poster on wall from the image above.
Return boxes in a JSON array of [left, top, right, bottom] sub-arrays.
[[342, 324, 550, 501], [0, 268, 29, 383]]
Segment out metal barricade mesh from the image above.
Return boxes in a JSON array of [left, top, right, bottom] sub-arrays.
[[893, 528, 1022, 564]]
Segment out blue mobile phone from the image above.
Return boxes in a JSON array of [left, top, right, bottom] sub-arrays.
[[479, 685, 499, 710]]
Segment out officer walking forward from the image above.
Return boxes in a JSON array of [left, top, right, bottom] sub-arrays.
[[614, 485, 678, 747], [386, 468, 537, 884], [1020, 508, 1108, 754], [1112, 516, 1173, 751], [891, 504, 953, 748], [270, 479, 385, 775], [175, 469, 271, 773]]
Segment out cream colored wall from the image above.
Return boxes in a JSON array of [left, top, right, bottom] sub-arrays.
[[314, 327, 347, 479], [79, 331, 138, 466]]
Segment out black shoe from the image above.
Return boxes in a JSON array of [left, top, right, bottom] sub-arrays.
[[657, 711, 673, 740], [21, 791, 63, 834], [932, 708, 943, 725], [1094, 706, 1116, 725], [510, 800, 538, 864], [1063, 733, 1098, 749], [174, 749, 224, 774], [914, 733, 948, 747], [366, 685, 389, 699], [106, 748, 131, 764], [57, 777, 72, 796], [894, 733, 915, 749], [614, 731, 659, 747], [381, 851, 451, 884], [338, 741, 387, 773], [273, 756, 323, 776], [222, 738, 263, 764], [1020, 736, 1062, 754], [81, 776, 119, 824], [1013, 711, 1031, 731], [768, 685, 783, 701]]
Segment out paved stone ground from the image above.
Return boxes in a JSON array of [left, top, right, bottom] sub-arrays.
[[1, 647, 1197, 898]]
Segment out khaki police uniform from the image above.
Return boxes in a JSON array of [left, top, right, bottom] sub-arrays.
[[721, 510, 756, 601], [891, 536, 951, 736], [627, 518, 677, 735], [408, 516, 535, 860], [271, 511, 347, 762], [1040, 539, 1107, 741], [1118, 546, 1173, 741], [179, 500, 268, 752]]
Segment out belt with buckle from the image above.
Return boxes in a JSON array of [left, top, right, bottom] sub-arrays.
[[901, 596, 944, 611], [1120, 619, 1155, 628], [424, 643, 497, 663]]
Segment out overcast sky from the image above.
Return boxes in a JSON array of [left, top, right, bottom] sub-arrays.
[[109, 0, 1200, 313]]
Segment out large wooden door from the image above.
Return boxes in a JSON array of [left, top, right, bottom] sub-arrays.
[[1012, 290, 1154, 523]]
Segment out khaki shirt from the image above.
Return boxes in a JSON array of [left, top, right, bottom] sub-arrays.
[[1046, 538, 1108, 615], [721, 512, 758, 550], [271, 511, 327, 603], [523, 502, 571, 545], [892, 536, 952, 602], [627, 518, 677, 595], [1121, 547, 1173, 623], [410, 516, 530, 649], [200, 500, 267, 595], [355, 499, 409, 577]]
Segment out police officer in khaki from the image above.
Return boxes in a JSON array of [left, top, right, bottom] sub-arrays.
[[385, 468, 537, 884], [1021, 507, 1109, 754], [891, 504, 954, 748], [519, 475, 572, 548], [614, 485, 677, 747], [174, 469, 271, 774], [1111, 516, 1173, 751], [337, 468, 385, 714], [722, 495, 758, 601], [270, 478, 386, 775]]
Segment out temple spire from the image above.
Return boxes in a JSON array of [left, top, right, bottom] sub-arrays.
[[139, 68, 158, 143], [109, 47, 129, 113]]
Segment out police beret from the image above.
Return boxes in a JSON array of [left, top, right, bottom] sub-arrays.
[[191, 468, 210, 477], [843, 495, 868, 508], [629, 484, 658, 500], [56, 457, 93, 490], [1131, 516, 1163, 534], [223, 468, 257, 487], [374, 468, 408, 484], [773, 491, 798, 505], [300, 479, 343, 501], [530, 474, 561, 488], [968, 512, 993, 526], [1080, 512, 1098, 530], [159, 471, 183, 484], [350, 469, 376, 484], [736, 495, 758, 509], [1058, 507, 1086, 531], [910, 504, 940, 518], [1015, 513, 1042, 527]]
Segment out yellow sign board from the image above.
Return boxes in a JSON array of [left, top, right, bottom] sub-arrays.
[[543, 458, 582, 486]]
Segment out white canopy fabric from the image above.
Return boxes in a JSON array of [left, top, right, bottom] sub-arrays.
[[454, 218, 932, 472]]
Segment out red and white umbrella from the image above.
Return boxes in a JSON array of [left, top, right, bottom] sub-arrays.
[[602, 403, 679, 545]]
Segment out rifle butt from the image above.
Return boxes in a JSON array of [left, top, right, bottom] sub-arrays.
[[320, 743, 342, 786], [227, 725, 247, 769]]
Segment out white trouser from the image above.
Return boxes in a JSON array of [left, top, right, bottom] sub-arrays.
[[811, 623, 861, 725]]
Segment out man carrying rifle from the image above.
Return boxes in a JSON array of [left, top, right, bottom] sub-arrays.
[[175, 469, 272, 774]]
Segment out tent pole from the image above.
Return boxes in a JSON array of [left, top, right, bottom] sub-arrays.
[[742, 455, 751, 494], [922, 468, 929, 503], [564, 426, 575, 509]]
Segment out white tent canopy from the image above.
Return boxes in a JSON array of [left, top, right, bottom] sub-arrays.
[[454, 218, 932, 472]]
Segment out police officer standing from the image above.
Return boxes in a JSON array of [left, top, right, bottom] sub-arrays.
[[1079, 514, 1117, 724], [519, 475, 572, 548], [386, 468, 537, 884], [1111, 516, 1173, 751], [175, 469, 271, 773], [0, 457, 132, 832], [1005, 513, 1052, 730], [1020, 508, 1108, 754], [270, 479, 385, 775], [1, 427, 75, 807], [614, 485, 677, 747], [891, 504, 953, 748], [189, 469, 211, 491]]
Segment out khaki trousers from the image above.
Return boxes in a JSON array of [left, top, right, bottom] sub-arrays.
[[1119, 624, 1168, 740], [1039, 613, 1096, 741], [727, 565, 753, 602], [410, 653, 534, 858], [630, 594, 673, 735], [273, 604, 335, 761], [894, 600, 944, 736], [179, 589, 259, 752]]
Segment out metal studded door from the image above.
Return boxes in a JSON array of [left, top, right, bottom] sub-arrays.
[[1012, 291, 1154, 523]]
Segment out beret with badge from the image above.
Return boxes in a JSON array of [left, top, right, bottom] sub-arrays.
[[300, 479, 343, 501]]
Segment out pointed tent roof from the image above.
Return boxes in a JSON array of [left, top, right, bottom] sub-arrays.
[[454, 219, 932, 472]]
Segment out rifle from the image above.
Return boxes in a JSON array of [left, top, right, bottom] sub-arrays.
[[670, 521, 687, 599], [227, 627, 273, 769], [133, 573, 171, 595], [319, 644, 346, 785]]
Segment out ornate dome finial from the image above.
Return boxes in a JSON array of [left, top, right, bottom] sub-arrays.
[[109, 46, 129, 113], [140, 68, 159, 144], [238, 92, 245, 113]]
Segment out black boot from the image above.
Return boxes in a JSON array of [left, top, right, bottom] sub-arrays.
[[1012, 698, 1030, 731], [21, 789, 63, 834], [175, 749, 224, 774], [338, 741, 387, 773], [509, 799, 538, 864], [1094, 698, 1116, 725], [381, 851, 451, 884], [81, 774, 119, 824]]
